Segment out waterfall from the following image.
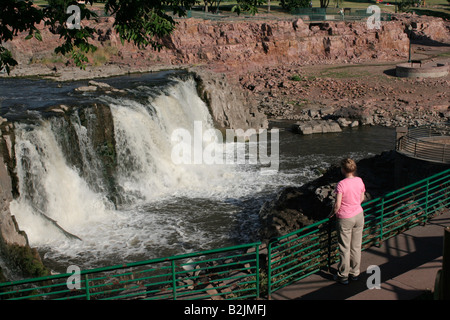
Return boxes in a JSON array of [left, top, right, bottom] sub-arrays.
[[11, 120, 114, 244], [9, 76, 272, 269], [106, 77, 227, 204]]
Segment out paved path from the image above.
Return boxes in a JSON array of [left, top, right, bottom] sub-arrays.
[[270, 210, 450, 300]]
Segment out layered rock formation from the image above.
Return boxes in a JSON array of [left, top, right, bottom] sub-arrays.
[[162, 18, 409, 70], [190, 68, 268, 130], [2, 14, 425, 78]]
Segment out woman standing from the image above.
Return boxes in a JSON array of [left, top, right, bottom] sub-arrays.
[[331, 158, 366, 285]]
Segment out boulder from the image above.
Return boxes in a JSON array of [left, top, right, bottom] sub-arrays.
[[337, 117, 352, 127], [259, 151, 398, 241], [88, 80, 111, 89], [75, 85, 97, 92], [190, 67, 268, 130], [292, 120, 342, 135]]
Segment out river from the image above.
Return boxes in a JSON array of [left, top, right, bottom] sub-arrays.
[[0, 70, 395, 273]]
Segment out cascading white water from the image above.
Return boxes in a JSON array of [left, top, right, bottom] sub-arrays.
[[11, 121, 114, 244], [107, 78, 230, 203], [2, 71, 397, 275], [10, 76, 282, 270]]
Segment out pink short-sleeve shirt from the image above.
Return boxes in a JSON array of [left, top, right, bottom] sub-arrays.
[[334, 177, 365, 219]]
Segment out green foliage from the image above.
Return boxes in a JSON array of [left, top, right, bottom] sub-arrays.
[[0, 0, 43, 72], [280, 0, 310, 10], [47, 0, 71, 8], [232, 0, 266, 15], [397, 0, 417, 11], [320, 0, 330, 8], [0, 47, 18, 74], [0, 0, 267, 73], [0, 0, 205, 74], [2, 243, 50, 279], [290, 74, 303, 81]]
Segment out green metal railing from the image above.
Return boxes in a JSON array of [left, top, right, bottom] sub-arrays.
[[178, 7, 392, 22], [1, 169, 449, 300], [0, 242, 260, 300], [267, 168, 450, 298], [290, 7, 392, 22]]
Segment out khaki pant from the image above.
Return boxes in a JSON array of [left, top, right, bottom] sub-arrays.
[[337, 212, 364, 280]]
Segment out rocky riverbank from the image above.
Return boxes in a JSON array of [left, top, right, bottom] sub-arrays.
[[238, 61, 450, 133], [258, 147, 450, 242], [1, 12, 447, 81], [1, 12, 448, 132], [258, 150, 398, 241]]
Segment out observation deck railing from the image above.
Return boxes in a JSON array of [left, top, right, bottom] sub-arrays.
[[396, 125, 450, 164], [1, 168, 449, 300]]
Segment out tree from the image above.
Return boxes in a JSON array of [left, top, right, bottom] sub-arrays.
[[0, 0, 198, 74], [232, 0, 266, 15], [0, 0, 265, 74], [280, 0, 310, 10], [397, 0, 415, 11], [319, 0, 330, 8]]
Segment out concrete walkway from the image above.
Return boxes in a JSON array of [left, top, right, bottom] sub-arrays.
[[271, 210, 450, 300]]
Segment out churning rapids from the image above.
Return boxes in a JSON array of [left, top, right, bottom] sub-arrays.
[[0, 70, 395, 273]]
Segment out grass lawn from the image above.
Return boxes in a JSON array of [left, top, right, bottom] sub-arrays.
[[31, 0, 450, 19]]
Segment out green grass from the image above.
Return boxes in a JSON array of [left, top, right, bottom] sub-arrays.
[[31, 0, 450, 19], [313, 64, 375, 79], [409, 7, 450, 19], [437, 52, 450, 57], [320, 69, 372, 78]]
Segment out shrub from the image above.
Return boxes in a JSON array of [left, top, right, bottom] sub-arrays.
[[280, 0, 310, 10], [47, 0, 71, 8]]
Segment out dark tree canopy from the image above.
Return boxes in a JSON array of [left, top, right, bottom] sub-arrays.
[[1, 0, 262, 74]]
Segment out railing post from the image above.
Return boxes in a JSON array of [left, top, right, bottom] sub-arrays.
[[84, 274, 90, 300], [256, 244, 260, 299], [171, 260, 177, 300], [267, 242, 273, 300], [396, 127, 408, 151], [425, 179, 430, 223], [327, 218, 333, 271], [378, 198, 385, 247]]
